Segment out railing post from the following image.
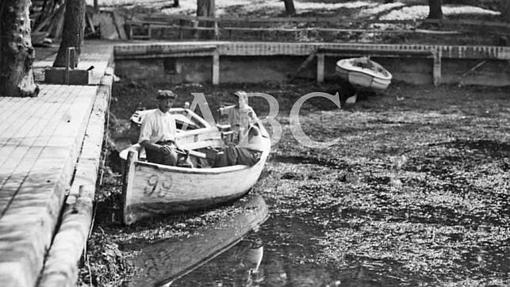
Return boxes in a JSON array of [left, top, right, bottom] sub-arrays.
[[65, 47, 76, 85], [212, 50, 220, 85], [317, 53, 325, 83], [214, 18, 219, 40], [433, 48, 442, 86]]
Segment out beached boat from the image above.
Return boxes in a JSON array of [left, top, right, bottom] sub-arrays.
[[335, 57, 392, 90], [128, 194, 268, 286], [120, 96, 271, 225]]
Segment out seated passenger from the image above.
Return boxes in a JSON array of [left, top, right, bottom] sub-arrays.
[[213, 123, 266, 167], [138, 90, 180, 166]]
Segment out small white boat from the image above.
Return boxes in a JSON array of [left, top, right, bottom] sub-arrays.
[[335, 57, 392, 90], [120, 95, 271, 225]]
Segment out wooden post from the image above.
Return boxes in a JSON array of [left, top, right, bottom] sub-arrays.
[[317, 53, 325, 83], [212, 50, 220, 85], [214, 18, 219, 39], [179, 20, 184, 39], [122, 150, 138, 225], [128, 24, 133, 39], [65, 47, 76, 85], [433, 49, 442, 86]]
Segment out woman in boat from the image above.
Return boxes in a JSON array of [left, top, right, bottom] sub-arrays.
[[138, 89, 181, 166]]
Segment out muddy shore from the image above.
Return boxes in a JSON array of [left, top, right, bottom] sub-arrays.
[[79, 78, 510, 286]]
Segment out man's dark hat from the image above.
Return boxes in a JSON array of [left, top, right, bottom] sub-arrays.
[[157, 90, 177, 100]]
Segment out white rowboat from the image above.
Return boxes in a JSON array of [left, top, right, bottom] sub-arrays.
[[120, 97, 271, 225], [336, 57, 392, 90]]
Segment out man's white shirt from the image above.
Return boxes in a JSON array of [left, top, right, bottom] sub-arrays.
[[138, 109, 177, 143]]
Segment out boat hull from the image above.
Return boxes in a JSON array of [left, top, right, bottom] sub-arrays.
[[336, 58, 392, 90], [122, 139, 270, 225]]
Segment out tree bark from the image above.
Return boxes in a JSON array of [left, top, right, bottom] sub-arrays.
[[501, 0, 510, 22], [427, 0, 443, 20], [283, 0, 296, 16], [53, 0, 86, 67], [0, 0, 39, 97], [196, 0, 215, 39], [197, 0, 215, 17]]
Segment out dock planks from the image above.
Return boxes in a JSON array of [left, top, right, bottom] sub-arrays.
[[0, 84, 99, 287], [0, 40, 114, 287]]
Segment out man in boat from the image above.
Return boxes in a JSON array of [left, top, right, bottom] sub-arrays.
[[138, 89, 180, 166]]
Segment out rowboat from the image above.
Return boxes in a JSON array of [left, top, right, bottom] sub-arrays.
[[128, 193, 268, 286], [120, 95, 271, 225], [335, 57, 392, 90]]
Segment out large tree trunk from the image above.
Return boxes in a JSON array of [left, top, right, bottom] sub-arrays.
[[196, 0, 215, 39], [0, 0, 39, 97], [427, 0, 443, 20], [283, 0, 296, 16], [53, 0, 86, 67], [501, 0, 510, 22]]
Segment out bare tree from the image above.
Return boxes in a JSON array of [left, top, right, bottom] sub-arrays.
[[53, 0, 86, 67], [427, 0, 443, 20], [0, 0, 39, 97], [283, 0, 296, 16]]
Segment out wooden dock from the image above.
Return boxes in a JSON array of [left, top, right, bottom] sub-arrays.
[[114, 41, 510, 86], [0, 41, 113, 287]]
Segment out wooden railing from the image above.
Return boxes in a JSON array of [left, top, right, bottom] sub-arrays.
[[124, 13, 510, 41]]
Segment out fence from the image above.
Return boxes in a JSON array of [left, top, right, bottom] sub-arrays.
[[124, 13, 510, 43]]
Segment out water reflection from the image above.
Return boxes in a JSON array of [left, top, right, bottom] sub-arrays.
[[127, 194, 269, 287], [126, 200, 510, 286], [173, 215, 406, 287]]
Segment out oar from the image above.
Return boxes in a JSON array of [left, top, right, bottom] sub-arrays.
[[175, 147, 207, 159]]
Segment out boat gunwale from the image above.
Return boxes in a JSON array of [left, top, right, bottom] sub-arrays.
[[132, 139, 270, 175]]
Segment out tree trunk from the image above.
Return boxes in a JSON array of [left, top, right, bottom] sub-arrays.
[[197, 0, 215, 17], [53, 0, 86, 67], [501, 0, 510, 22], [283, 0, 296, 16], [427, 0, 443, 20], [196, 0, 215, 39], [0, 0, 39, 97]]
